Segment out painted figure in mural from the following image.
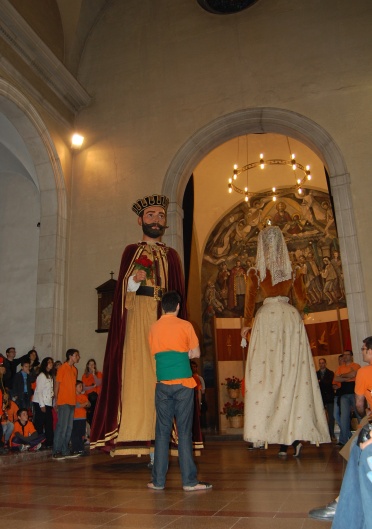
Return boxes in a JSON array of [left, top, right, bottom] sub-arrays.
[[321, 201, 336, 237], [283, 213, 304, 235], [296, 254, 323, 305], [204, 281, 224, 314], [305, 251, 324, 304], [241, 226, 330, 450], [331, 250, 345, 300], [227, 259, 246, 314], [90, 194, 203, 457], [321, 256, 339, 305], [216, 261, 230, 307], [272, 201, 292, 229]]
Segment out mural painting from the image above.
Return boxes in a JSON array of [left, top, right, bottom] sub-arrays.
[[202, 188, 345, 320]]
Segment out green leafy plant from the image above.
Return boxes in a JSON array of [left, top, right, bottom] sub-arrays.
[[221, 400, 244, 418]]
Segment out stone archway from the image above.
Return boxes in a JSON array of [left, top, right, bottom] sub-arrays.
[[0, 80, 67, 357], [163, 107, 369, 356]]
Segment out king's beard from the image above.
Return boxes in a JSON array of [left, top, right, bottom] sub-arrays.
[[142, 222, 167, 239]]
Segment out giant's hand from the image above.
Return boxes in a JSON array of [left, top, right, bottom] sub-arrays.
[[133, 270, 146, 283], [241, 326, 250, 339]]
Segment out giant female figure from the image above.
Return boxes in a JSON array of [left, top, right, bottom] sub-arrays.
[[241, 226, 329, 448]]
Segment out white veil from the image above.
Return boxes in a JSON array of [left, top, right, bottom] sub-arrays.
[[255, 225, 292, 286]]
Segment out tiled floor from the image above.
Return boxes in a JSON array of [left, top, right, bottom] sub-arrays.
[[0, 439, 343, 528]]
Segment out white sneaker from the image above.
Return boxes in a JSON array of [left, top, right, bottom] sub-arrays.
[[20, 444, 28, 452], [29, 443, 42, 452]]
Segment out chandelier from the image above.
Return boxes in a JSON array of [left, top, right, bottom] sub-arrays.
[[227, 136, 312, 203]]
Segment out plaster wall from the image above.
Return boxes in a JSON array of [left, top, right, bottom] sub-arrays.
[[67, 0, 372, 368]]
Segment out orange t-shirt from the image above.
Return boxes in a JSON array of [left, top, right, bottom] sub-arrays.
[[355, 364, 372, 410], [56, 362, 77, 405], [333, 362, 361, 383], [149, 314, 199, 389], [10, 419, 36, 446], [2, 400, 19, 424], [74, 393, 89, 419], [82, 371, 103, 395]]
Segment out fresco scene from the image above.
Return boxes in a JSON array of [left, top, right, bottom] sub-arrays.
[[202, 187, 345, 319]]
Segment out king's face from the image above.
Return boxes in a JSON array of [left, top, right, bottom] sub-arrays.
[[139, 206, 166, 227]]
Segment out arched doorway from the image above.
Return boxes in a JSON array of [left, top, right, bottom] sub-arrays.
[[0, 80, 67, 358], [163, 107, 368, 357]]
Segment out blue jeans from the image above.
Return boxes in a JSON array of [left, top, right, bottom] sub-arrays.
[[53, 404, 74, 455], [332, 439, 372, 529], [152, 383, 198, 488], [325, 401, 335, 438], [334, 397, 341, 428], [339, 394, 360, 445]]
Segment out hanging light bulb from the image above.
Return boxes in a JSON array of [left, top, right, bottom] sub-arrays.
[[291, 153, 297, 170], [233, 164, 238, 180], [306, 165, 312, 180], [260, 154, 264, 169]]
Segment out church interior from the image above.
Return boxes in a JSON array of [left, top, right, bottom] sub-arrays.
[[1, 0, 372, 526]]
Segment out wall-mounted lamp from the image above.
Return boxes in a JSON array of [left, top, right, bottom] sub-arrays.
[[71, 133, 84, 149]]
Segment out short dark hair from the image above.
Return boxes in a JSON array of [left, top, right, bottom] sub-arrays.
[[363, 336, 372, 351], [161, 291, 181, 313], [17, 408, 28, 417], [76, 379, 83, 386], [344, 350, 353, 356], [21, 360, 30, 367], [6, 347, 15, 354], [319, 358, 326, 363], [66, 349, 79, 361]]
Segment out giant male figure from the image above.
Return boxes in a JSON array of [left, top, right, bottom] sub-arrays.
[[90, 194, 188, 456]]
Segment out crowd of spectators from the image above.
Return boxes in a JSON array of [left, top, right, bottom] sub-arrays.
[[0, 346, 102, 456]]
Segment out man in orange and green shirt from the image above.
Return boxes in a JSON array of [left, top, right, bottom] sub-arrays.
[[148, 291, 212, 492]]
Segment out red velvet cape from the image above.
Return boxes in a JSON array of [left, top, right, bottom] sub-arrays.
[[90, 242, 186, 448]]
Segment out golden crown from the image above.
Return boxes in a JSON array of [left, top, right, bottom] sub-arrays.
[[132, 194, 169, 216]]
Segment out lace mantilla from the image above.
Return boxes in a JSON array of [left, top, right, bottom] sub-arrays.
[[255, 226, 292, 286]]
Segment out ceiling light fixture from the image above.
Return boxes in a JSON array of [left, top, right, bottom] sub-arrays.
[[228, 136, 312, 203]]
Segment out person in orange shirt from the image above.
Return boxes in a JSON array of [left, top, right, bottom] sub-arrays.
[[333, 350, 361, 446], [10, 408, 45, 451], [147, 290, 212, 492], [1, 392, 18, 448], [0, 361, 6, 454], [52, 349, 80, 460], [82, 359, 102, 426], [71, 380, 90, 455]]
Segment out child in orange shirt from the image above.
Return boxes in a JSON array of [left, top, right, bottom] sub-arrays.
[[71, 380, 90, 455], [1, 392, 18, 448], [10, 408, 45, 451]]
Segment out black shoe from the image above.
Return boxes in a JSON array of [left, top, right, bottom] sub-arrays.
[[65, 452, 81, 459], [308, 500, 337, 520], [52, 453, 66, 461]]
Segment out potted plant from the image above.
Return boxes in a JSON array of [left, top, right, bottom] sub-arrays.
[[222, 376, 242, 399], [221, 400, 244, 428]]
